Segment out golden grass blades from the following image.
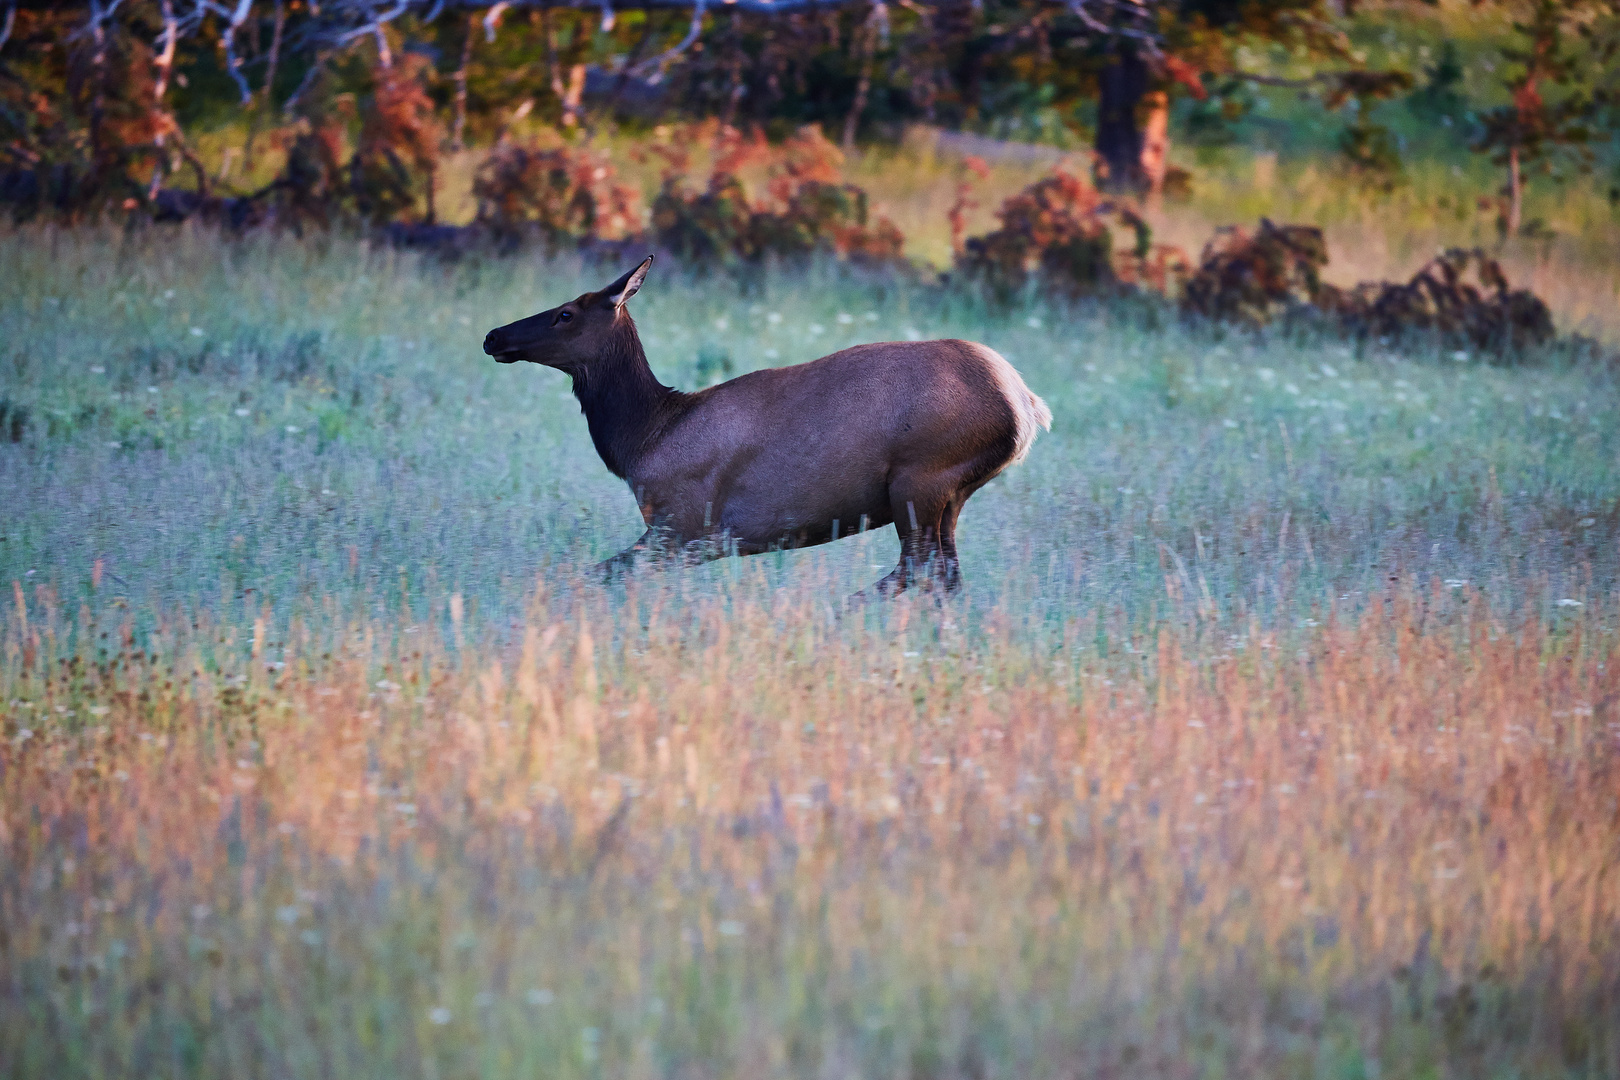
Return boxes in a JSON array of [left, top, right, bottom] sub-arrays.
[[3, 571, 1616, 1079]]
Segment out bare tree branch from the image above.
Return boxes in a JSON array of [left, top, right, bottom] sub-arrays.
[[153, 0, 182, 102], [1064, 0, 1162, 59], [628, 0, 707, 81], [483, 0, 511, 42], [72, 0, 127, 46], [196, 0, 258, 104]]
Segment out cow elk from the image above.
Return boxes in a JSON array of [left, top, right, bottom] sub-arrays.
[[484, 257, 1050, 597]]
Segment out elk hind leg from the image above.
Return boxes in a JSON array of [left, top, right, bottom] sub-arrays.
[[871, 482, 950, 598], [936, 497, 965, 593]]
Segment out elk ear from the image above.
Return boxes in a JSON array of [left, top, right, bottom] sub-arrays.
[[602, 256, 653, 309]]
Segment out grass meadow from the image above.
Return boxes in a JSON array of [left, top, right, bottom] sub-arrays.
[[2, 226, 1619, 1078]]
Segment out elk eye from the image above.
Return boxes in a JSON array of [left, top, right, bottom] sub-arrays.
[[557, 311, 573, 323]]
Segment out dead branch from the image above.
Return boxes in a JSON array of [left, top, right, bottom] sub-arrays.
[[628, 0, 708, 81]]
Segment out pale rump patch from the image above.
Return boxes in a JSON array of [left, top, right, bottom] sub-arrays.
[[970, 342, 1052, 468]]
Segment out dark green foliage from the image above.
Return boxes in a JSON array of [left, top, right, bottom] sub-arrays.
[[1407, 41, 1470, 124], [1181, 79, 1256, 148], [1339, 115, 1405, 190]]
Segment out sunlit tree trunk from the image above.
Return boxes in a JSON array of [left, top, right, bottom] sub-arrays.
[[562, 64, 586, 128], [147, 0, 180, 198], [1139, 89, 1170, 198]]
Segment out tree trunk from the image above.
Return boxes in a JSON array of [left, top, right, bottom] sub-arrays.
[[719, 16, 746, 130], [544, 9, 569, 118], [452, 12, 476, 150], [842, 15, 876, 151], [1506, 143, 1522, 236], [245, 0, 285, 175], [1138, 90, 1170, 198], [148, 1, 182, 198], [1095, 43, 1148, 193], [562, 64, 587, 128], [153, 1, 179, 106]]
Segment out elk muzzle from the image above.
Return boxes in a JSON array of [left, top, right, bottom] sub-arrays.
[[483, 328, 522, 363]]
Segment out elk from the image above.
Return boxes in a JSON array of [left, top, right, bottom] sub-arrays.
[[483, 257, 1050, 596]]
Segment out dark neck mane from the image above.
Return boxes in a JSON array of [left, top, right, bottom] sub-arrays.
[[571, 312, 686, 478]]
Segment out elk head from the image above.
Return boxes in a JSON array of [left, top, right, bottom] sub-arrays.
[[483, 256, 653, 371]]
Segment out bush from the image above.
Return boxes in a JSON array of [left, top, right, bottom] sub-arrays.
[[473, 141, 640, 246], [264, 120, 350, 230], [1182, 222, 1557, 359], [350, 56, 443, 226], [650, 125, 907, 267], [254, 58, 442, 232], [651, 171, 757, 262], [957, 171, 1190, 303], [1181, 218, 1330, 328], [1318, 248, 1556, 357]]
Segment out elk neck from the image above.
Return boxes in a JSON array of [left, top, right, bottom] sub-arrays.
[[569, 313, 687, 479]]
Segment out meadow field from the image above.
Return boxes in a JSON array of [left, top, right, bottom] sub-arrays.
[[2, 226, 1619, 1078]]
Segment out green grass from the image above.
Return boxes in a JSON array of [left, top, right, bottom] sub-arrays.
[[2, 227, 1619, 1079], [1, 227, 1614, 622]]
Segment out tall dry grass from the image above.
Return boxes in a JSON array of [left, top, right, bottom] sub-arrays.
[[3, 567, 1617, 1078]]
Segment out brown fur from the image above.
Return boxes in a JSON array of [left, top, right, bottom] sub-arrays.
[[484, 258, 1050, 596]]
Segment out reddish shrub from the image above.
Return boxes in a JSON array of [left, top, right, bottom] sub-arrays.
[[260, 56, 444, 231], [650, 124, 907, 268], [1319, 248, 1555, 355], [474, 141, 641, 245], [651, 171, 757, 262], [947, 155, 991, 257], [1182, 224, 1556, 356], [1180, 219, 1330, 327], [351, 55, 443, 225], [959, 170, 1188, 302]]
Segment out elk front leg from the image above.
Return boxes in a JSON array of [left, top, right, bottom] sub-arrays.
[[593, 529, 664, 582], [594, 528, 734, 582]]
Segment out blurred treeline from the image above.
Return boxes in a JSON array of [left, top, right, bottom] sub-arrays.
[[1, 0, 1617, 235]]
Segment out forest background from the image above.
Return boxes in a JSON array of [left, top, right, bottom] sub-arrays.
[[4, 0, 1620, 342]]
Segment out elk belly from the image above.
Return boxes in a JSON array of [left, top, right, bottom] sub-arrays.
[[710, 474, 894, 550]]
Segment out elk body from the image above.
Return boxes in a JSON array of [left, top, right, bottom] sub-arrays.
[[484, 258, 1050, 596]]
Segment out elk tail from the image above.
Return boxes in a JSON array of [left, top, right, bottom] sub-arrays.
[[975, 344, 1051, 468]]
